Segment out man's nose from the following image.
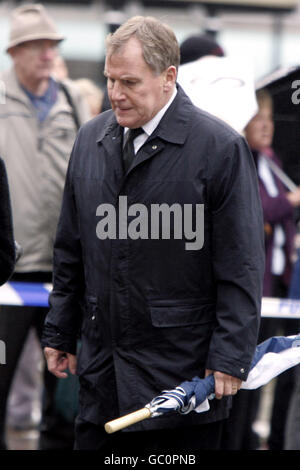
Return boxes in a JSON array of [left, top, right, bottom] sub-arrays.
[[41, 46, 57, 61], [263, 120, 272, 130], [110, 81, 125, 101]]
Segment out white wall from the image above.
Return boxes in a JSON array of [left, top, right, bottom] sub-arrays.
[[1, 1, 300, 82]]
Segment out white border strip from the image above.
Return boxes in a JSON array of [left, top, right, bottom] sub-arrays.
[[0, 283, 23, 306], [0, 282, 300, 319], [262, 297, 300, 319]]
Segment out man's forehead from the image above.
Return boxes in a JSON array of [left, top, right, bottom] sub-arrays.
[[107, 36, 142, 55], [106, 37, 145, 64], [104, 49, 150, 77]]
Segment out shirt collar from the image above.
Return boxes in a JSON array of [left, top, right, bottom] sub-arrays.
[[21, 76, 57, 101], [96, 85, 192, 146], [142, 87, 177, 136]]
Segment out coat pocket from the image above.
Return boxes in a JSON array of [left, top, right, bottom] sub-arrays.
[[149, 301, 215, 328], [81, 296, 101, 340]]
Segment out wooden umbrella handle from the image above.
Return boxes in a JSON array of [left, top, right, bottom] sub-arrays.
[[104, 407, 151, 434]]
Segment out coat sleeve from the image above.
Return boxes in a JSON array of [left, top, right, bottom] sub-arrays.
[[41, 141, 85, 355], [205, 135, 265, 380], [0, 157, 15, 285]]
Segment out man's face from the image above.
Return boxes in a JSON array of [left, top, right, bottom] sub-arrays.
[[245, 104, 274, 151], [10, 39, 58, 84], [105, 37, 176, 129]]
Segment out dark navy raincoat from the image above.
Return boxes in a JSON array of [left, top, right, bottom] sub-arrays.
[[42, 86, 265, 430]]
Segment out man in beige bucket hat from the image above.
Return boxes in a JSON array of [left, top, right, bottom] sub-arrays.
[[5, 4, 65, 96], [6, 3, 65, 51], [0, 3, 90, 450]]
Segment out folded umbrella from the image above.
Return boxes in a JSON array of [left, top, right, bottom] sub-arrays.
[[105, 334, 300, 433]]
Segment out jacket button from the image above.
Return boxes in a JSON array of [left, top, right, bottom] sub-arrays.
[[240, 368, 245, 374], [152, 145, 157, 150], [91, 315, 96, 320]]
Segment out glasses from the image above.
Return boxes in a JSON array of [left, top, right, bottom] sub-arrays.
[[18, 40, 59, 53]]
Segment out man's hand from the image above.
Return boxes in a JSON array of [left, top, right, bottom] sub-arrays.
[[205, 369, 242, 399], [44, 347, 77, 379]]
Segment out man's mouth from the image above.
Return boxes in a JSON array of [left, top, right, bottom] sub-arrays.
[[116, 106, 132, 112]]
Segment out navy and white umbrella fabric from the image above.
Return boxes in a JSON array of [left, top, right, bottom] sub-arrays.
[[146, 334, 300, 418]]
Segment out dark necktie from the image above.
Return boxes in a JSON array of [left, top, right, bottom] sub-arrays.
[[123, 127, 144, 172]]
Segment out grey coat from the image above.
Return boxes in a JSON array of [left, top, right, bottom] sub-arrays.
[[0, 68, 90, 273]]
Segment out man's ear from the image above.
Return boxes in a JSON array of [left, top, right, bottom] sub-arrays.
[[7, 46, 16, 59], [163, 65, 177, 92]]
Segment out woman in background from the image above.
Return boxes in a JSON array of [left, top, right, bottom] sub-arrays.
[[222, 88, 300, 450]]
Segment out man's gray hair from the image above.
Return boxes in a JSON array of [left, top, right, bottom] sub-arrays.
[[105, 16, 180, 74]]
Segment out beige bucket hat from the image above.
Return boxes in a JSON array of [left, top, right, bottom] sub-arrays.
[[6, 3, 65, 52]]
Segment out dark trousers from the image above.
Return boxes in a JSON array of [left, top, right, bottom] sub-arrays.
[[74, 416, 225, 452], [261, 292, 298, 450], [221, 389, 260, 450], [285, 365, 300, 449], [0, 272, 74, 450]]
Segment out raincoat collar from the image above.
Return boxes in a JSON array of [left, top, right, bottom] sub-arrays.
[[1, 67, 34, 107], [95, 84, 193, 146]]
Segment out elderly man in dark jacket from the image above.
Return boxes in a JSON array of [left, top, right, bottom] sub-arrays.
[[42, 16, 265, 452]]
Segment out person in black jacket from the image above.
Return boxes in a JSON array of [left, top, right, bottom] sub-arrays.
[[42, 16, 264, 452], [0, 157, 15, 286]]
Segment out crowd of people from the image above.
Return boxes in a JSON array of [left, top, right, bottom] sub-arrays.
[[0, 3, 299, 452], [0, 4, 98, 449]]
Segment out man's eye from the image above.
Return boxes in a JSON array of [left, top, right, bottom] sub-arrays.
[[124, 80, 135, 86]]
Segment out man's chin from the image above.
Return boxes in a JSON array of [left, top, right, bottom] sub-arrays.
[[116, 116, 137, 129], [35, 75, 50, 83]]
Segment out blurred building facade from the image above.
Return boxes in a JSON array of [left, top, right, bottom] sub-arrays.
[[1, 0, 300, 86]]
